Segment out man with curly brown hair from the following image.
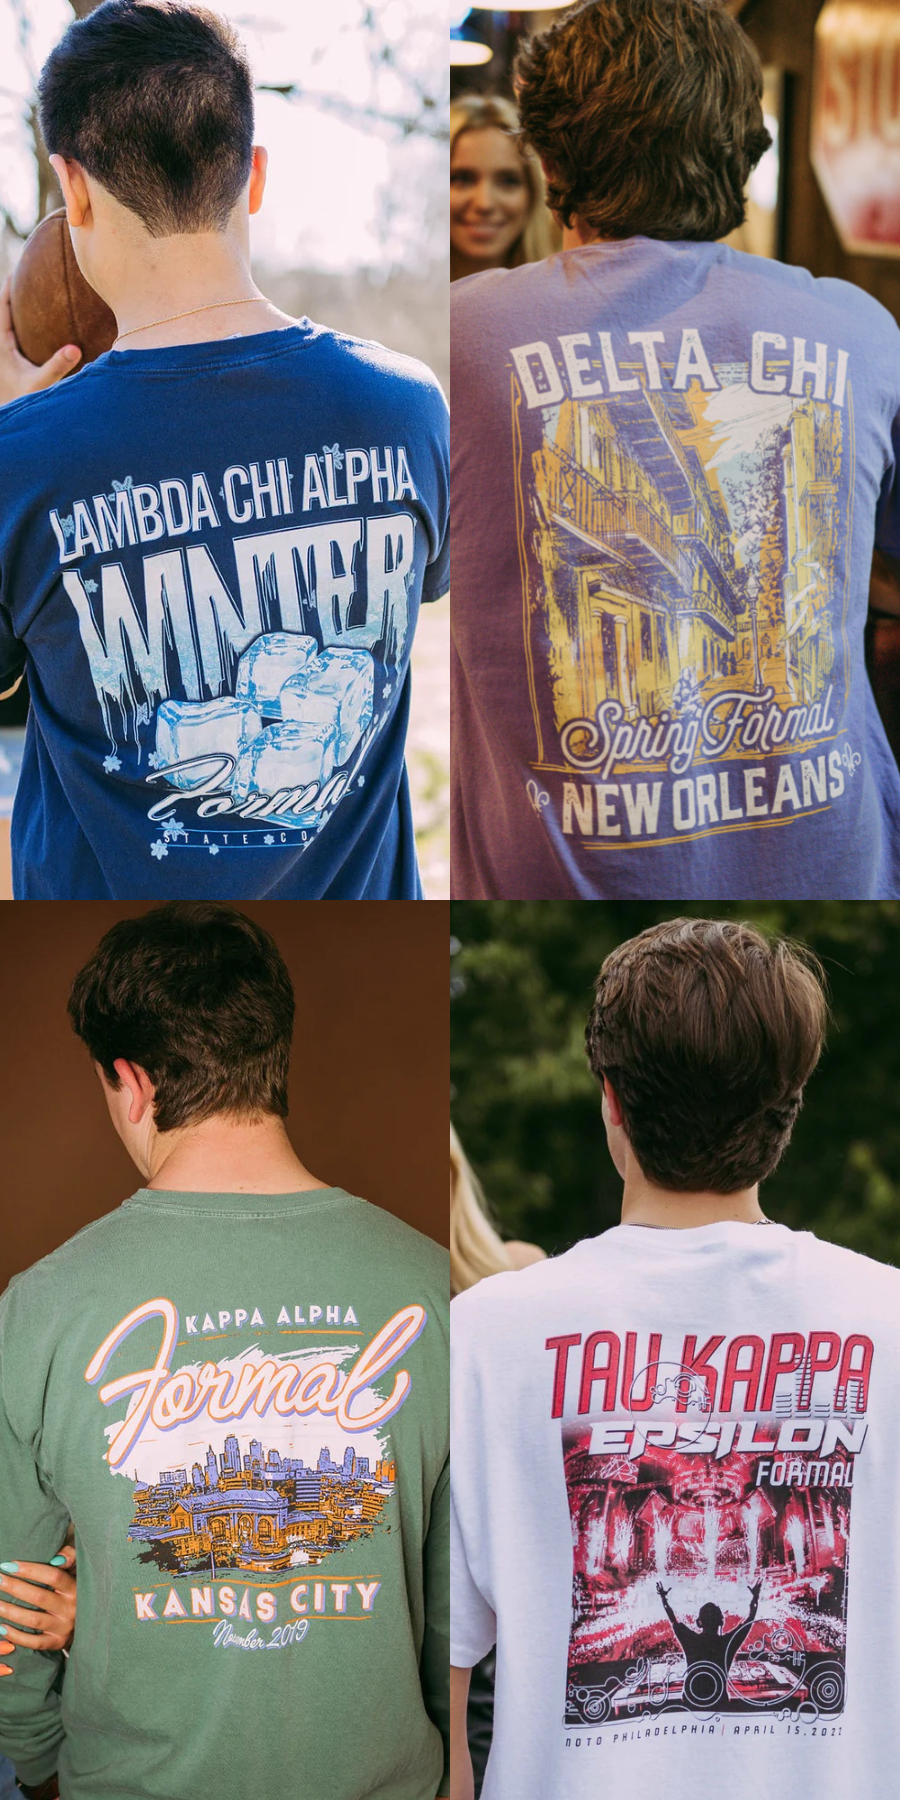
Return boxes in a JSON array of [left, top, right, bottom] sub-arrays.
[[451, 916, 900, 1799], [451, 0, 900, 902]]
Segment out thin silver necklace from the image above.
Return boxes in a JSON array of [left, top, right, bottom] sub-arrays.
[[632, 1217, 773, 1229]]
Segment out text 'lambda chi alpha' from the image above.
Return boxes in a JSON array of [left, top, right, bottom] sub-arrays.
[[511, 325, 854, 846]]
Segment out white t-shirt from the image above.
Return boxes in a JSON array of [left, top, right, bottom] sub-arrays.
[[451, 1221, 900, 1799]]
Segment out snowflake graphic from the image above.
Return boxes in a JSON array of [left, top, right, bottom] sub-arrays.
[[59, 515, 75, 540], [163, 819, 186, 839], [102, 753, 121, 774], [358, 776, 365, 788], [84, 579, 98, 595], [263, 834, 275, 846], [323, 442, 344, 469], [208, 844, 220, 857], [383, 683, 392, 697], [150, 840, 168, 860], [146, 752, 162, 769], [111, 476, 134, 494]]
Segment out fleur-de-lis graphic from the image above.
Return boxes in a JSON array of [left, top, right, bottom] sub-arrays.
[[323, 443, 344, 470], [841, 743, 862, 778], [526, 779, 550, 817]]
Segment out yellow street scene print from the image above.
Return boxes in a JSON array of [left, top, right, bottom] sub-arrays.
[[511, 329, 855, 849]]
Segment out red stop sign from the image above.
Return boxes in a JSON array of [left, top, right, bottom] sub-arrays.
[[812, 0, 900, 254]]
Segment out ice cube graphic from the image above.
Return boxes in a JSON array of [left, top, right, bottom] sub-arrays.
[[233, 719, 337, 813], [155, 697, 262, 789], [279, 649, 374, 765], [235, 633, 318, 719]]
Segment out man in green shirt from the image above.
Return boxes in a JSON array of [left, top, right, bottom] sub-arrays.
[[0, 903, 449, 1799]]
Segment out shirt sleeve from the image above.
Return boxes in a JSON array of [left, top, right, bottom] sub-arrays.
[[0, 1295, 68, 1785], [0, 588, 25, 692], [420, 1456, 450, 1793], [450, 1292, 497, 1666], [450, 1474, 496, 1667], [420, 379, 449, 605], [874, 331, 900, 561]]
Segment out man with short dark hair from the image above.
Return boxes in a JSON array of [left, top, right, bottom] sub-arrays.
[[451, 0, 900, 900], [0, 903, 449, 1800], [0, 0, 448, 898], [451, 916, 900, 1798]]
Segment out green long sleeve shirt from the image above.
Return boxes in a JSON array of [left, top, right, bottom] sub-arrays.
[[0, 1185, 449, 1799]]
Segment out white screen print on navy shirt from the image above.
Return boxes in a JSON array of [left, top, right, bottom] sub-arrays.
[[547, 1320, 868, 1752], [508, 324, 858, 851], [48, 440, 420, 862]]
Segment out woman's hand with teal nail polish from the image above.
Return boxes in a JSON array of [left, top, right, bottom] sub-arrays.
[[0, 1550, 77, 1658], [0, 1562, 18, 1575]]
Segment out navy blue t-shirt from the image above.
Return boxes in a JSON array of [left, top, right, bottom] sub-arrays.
[[0, 321, 449, 897]]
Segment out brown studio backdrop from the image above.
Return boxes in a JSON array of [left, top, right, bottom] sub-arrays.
[[0, 900, 449, 1290]]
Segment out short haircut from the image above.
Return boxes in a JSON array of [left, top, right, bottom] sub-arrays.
[[38, 0, 255, 237], [68, 903, 294, 1133], [585, 918, 827, 1193], [514, 0, 772, 242]]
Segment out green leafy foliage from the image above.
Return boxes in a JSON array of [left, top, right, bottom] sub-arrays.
[[450, 902, 900, 1266]]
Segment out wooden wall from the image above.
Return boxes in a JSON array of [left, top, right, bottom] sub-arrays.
[[739, 0, 900, 324]]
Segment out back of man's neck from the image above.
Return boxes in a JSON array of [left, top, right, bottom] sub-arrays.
[[621, 1176, 765, 1230], [142, 1114, 329, 1195], [101, 233, 293, 351]]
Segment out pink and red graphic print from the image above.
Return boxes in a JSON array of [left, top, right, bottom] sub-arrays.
[[547, 1325, 869, 1729]]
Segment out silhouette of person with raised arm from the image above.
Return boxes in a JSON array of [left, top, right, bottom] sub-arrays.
[[657, 1580, 762, 1706]]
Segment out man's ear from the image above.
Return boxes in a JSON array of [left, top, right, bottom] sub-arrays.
[[110, 1058, 156, 1126], [603, 1076, 625, 1128], [48, 155, 92, 230], [248, 144, 268, 217]]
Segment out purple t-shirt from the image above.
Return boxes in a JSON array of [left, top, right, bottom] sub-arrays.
[[451, 238, 900, 898]]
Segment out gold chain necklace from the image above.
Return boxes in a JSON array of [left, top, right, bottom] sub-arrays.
[[113, 295, 267, 345]]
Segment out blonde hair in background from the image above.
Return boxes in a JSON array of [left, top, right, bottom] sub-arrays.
[[450, 91, 560, 268], [450, 1122, 514, 1294]]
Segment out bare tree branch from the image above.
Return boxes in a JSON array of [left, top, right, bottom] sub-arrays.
[[257, 83, 446, 141]]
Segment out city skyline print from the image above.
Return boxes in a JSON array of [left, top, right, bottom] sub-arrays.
[[127, 1424, 397, 1578], [84, 1294, 424, 1597]]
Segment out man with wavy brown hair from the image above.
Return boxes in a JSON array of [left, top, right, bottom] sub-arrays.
[[451, 0, 900, 903], [0, 904, 449, 1800], [451, 916, 900, 1799]]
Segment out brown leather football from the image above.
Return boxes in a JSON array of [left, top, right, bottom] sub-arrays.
[[9, 207, 117, 370]]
